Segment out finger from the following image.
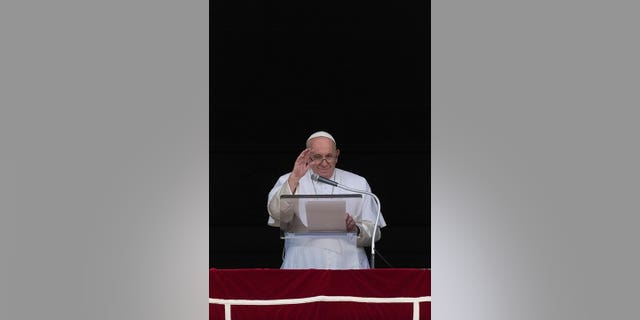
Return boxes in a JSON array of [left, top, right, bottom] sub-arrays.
[[297, 149, 312, 164], [295, 149, 306, 160], [345, 216, 354, 228]]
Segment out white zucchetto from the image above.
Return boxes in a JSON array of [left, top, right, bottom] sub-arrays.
[[306, 131, 336, 144]]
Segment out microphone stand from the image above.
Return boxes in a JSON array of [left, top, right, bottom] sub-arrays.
[[312, 174, 382, 268], [335, 184, 381, 268]]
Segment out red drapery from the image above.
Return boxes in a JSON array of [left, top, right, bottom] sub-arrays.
[[210, 268, 431, 320]]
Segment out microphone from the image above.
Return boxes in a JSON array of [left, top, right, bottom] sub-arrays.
[[310, 173, 339, 186], [310, 173, 382, 268]]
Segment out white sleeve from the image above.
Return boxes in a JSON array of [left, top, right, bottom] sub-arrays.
[[267, 174, 294, 227], [356, 220, 382, 247], [355, 178, 386, 247]]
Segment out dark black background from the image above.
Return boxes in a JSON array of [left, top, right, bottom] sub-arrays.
[[212, 1, 429, 268]]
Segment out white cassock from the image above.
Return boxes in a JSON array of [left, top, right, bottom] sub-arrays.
[[267, 168, 387, 269]]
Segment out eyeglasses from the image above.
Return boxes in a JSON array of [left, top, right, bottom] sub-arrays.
[[309, 154, 337, 163]]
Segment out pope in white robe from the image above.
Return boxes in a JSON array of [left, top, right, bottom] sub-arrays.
[[267, 131, 387, 269]]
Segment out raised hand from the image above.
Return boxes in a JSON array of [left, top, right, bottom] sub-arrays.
[[287, 148, 311, 192]]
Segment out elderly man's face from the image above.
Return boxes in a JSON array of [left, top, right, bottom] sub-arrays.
[[308, 137, 339, 178]]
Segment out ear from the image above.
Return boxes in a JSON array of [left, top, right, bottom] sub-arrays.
[[335, 149, 340, 162]]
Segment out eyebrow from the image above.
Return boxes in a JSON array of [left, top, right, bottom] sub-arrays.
[[311, 153, 335, 156]]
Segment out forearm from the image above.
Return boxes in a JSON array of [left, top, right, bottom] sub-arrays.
[[267, 182, 295, 226]]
